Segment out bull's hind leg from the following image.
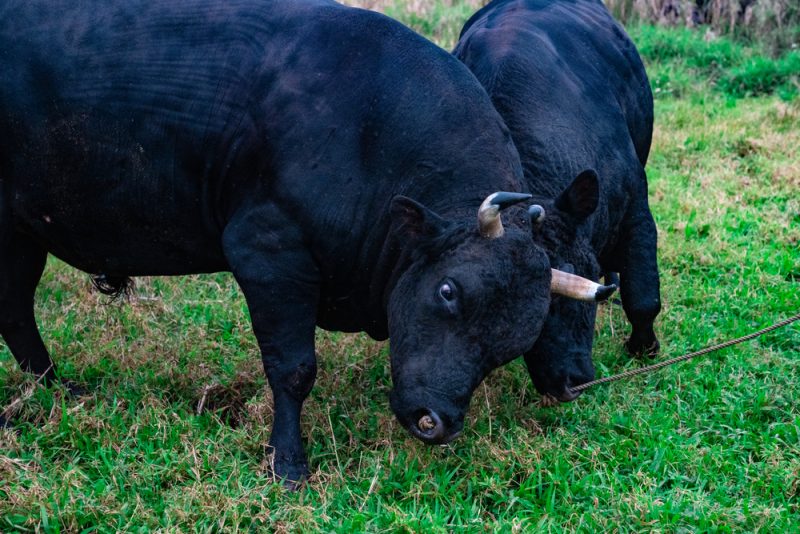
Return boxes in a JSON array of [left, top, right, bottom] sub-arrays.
[[616, 188, 661, 357], [0, 233, 55, 380]]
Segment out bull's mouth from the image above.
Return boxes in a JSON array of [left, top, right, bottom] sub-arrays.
[[559, 386, 582, 402], [540, 386, 582, 406], [408, 424, 462, 445]]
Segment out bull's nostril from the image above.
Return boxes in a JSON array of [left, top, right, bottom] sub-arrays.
[[407, 409, 460, 444], [418, 414, 436, 432], [559, 385, 582, 402], [415, 409, 443, 438]]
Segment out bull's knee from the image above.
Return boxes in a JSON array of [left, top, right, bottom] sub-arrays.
[[268, 359, 318, 401], [286, 360, 317, 400]]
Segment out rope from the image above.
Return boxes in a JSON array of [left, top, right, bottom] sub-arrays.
[[570, 311, 800, 393]]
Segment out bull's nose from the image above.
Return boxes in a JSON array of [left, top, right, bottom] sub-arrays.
[[541, 386, 583, 406], [416, 410, 444, 438], [409, 409, 454, 444], [557, 385, 582, 402]]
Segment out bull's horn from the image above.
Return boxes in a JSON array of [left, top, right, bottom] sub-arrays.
[[528, 204, 545, 224], [478, 192, 532, 238], [551, 269, 617, 302]]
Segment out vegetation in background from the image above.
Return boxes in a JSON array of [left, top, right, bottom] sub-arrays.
[[629, 24, 799, 99], [2, 0, 798, 531], [363, 1, 799, 99], [605, 0, 800, 54]]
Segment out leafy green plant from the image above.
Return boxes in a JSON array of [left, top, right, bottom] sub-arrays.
[[605, 0, 800, 54]]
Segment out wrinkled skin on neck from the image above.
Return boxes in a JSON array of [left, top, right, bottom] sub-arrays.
[[384, 199, 551, 442]]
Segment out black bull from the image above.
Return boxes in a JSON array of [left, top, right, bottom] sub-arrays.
[[0, 0, 609, 483], [454, 0, 662, 400]]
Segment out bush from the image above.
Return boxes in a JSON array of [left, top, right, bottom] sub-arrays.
[[633, 24, 743, 69]]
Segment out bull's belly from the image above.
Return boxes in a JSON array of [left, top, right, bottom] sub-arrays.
[[13, 196, 229, 277], [6, 111, 232, 276]]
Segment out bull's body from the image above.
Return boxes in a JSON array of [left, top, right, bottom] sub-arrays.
[[455, 0, 661, 398], [1, 0, 555, 483], [2, 0, 518, 335]]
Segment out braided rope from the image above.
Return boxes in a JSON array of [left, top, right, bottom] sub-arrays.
[[571, 311, 800, 393]]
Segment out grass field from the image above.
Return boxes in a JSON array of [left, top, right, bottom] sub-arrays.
[[2, 1, 799, 531]]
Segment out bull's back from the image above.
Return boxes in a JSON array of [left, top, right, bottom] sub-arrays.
[[455, 0, 653, 175], [2, 0, 520, 284], [0, 0, 289, 274]]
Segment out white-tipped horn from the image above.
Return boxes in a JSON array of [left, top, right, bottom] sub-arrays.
[[477, 192, 532, 239], [550, 269, 617, 302], [478, 193, 503, 238]]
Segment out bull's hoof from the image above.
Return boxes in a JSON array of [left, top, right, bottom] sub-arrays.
[[268, 454, 310, 490], [280, 475, 307, 491], [272, 463, 309, 490], [625, 336, 660, 358]]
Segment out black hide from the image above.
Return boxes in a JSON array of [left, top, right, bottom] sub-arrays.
[[454, 0, 662, 400], [0, 0, 553, 483]]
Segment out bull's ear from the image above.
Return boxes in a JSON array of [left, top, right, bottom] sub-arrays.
[[390, 196, 448, 241], [555, 169, 599, 221]]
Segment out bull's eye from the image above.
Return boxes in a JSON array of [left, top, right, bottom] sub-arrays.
[[435, 279, 459, 315], [438, 282, 454, 301]]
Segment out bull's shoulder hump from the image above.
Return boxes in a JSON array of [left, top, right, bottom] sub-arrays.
[[319, 1, 480, 87], [263, 1, 493, 123]]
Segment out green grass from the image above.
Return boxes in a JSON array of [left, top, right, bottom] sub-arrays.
[[629, 25, 800, 100], [2, 3, 799, 531]]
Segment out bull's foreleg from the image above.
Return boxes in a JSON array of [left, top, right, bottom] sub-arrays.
[[616, 200, 661, 357], [0, 234, 57, 381], [223, 212, 320, 487]]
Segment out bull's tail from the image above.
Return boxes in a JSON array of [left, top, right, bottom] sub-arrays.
[[91, 274, 133, 300]]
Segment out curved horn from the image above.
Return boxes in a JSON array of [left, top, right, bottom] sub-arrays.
[[478, 192, 532, 238], [551, 269, 617, 302]]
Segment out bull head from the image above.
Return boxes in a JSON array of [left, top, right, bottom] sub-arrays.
[[387, 192, 616, 445], [478, 192, 616, 302]]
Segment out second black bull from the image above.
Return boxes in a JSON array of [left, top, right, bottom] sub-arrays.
[[454, 0, 662, 401], [0, 0, 612, 483]]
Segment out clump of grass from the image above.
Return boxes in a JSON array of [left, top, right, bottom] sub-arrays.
[[383, 0, 486, 50], [718, 50, 800, 97], [630, 23, 800, 99], [633, 24, 743, 70]]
